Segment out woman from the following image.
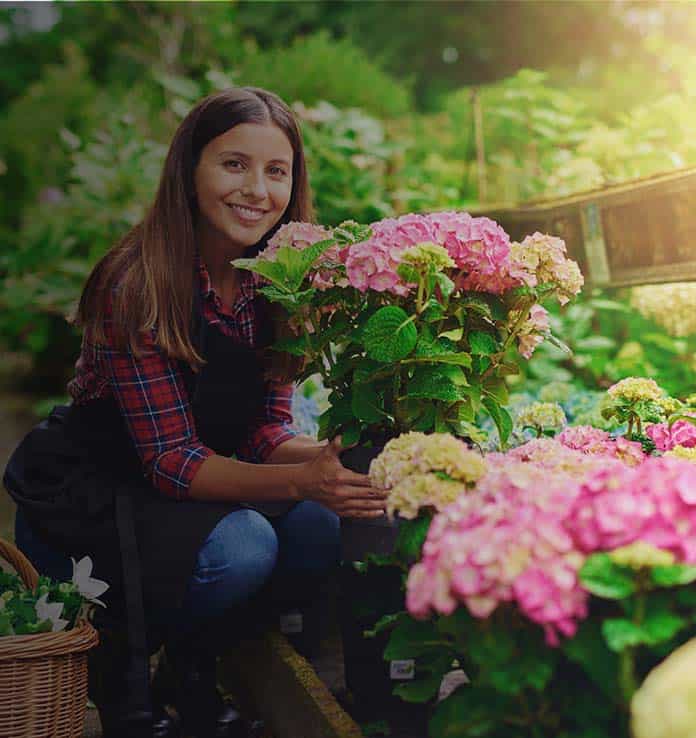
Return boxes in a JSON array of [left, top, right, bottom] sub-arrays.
[[4, 87, 387, 738]]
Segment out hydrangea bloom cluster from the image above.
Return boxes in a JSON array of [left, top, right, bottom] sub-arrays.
[[510, 232, 584, 305], [341, 214, 434, 296], [264, 221, 341, 290], [492, 437, 617, 479], [515, 402, 567, 433], [558, 425, 645, 467], [607, 377, 664, 403], [646, 416, 696, 451], [630, 282, 696, 337], [568, 457, 696, 561], [406, 460, 589, 645], [369, 432, 487, 519], [406, 440, 696, 646], [400, 242, 455, 272]]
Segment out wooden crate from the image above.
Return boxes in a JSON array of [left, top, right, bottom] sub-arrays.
[[478, 167, 696, 287]]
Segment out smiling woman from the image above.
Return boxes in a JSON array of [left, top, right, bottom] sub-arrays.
[[3, 87, 387, 738]]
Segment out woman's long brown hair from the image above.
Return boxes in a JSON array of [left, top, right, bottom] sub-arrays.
[[74, 87, 313, 377]]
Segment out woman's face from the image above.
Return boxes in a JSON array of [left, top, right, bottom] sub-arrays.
[[193, 122, 294, 252]]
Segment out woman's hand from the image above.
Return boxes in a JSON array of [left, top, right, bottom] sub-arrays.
[[296, 437, 388, 518]]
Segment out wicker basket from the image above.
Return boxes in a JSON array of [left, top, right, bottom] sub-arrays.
[[0, 538, 99, 738]]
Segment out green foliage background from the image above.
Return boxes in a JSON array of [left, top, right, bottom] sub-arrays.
[[1, 1, 695, 398]]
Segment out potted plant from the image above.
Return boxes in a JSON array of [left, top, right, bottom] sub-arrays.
[[233, 211, 583, 725], [363, 380, 696, 737]]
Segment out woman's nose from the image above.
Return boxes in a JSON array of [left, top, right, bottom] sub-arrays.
[[241, 169, 268, 199]]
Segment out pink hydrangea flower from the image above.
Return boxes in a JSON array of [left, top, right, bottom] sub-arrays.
[[558, 426, 646, 467], [515, 304, 551, 359], [342, 215, 431, 296], [428, 212, 526, 295], [406, 444, 696, 647], [647, 417, 696, 452]]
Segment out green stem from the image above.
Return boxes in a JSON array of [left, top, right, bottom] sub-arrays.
[[627, 415, 634, 438]]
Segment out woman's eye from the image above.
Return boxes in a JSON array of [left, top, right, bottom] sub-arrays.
[[269, 166, 287, 177], [224, 160, 242, 169]]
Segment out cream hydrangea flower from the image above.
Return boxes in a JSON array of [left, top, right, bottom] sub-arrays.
[[630, 283, 696, 338], [369, 432, 487, 519], [400, 242, 456, 271], [632, 636, 696, 738], [607, 377, 663, 403], [386, 473, 464, 519], [609, 541, 676, 569], [515, 402, 567, 433], [666, 445, 696, 463]]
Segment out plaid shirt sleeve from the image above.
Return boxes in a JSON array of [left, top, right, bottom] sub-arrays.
[[96, 306, 214, 500], [235, 380, 299, 463]]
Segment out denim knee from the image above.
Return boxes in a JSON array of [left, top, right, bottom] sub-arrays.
[[274, 501, 340, 579], [184, 509, 279, 616]]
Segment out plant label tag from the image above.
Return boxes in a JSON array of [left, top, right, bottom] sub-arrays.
[[437, 669, 470, 702], [279, 612, 303, 634], [390, 659, 415, 680]]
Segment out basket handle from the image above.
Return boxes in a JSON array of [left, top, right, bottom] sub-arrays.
[[0, 538, 39, 590]]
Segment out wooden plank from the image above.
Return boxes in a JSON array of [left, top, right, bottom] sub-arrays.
[[219, 632, 364, 738], [475, 167, 696, 286]]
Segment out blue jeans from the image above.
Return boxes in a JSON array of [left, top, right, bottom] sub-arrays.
[[15, 501, 340, 633]]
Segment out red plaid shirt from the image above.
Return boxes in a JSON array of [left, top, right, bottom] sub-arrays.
[[67, 260, 297, 499]]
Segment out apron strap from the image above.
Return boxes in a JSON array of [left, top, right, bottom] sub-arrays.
[[114, 486, 151, 720]]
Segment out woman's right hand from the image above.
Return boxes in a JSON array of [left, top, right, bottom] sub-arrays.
[[296, 437, 388, 518]]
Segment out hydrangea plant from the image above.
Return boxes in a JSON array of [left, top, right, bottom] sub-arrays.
[[234, 212, 583, 449], [363, 379, 696, 737]]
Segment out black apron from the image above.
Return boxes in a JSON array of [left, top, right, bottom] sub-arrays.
[[3, 291, 294, 617]]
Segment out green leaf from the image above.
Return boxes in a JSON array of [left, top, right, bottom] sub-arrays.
[[579, 554, 636, 599], [602, 618, 645, 652], [271, 335, 307, 357], [232, 257, 290, 291], [642, 610, 686, 645], [395, 515, 432, 562], [259, 284, 316, 309], [428, 352, 472, 368], [384, 617, 444, 660], [651, 564, 696, 587], [434, 272, 455, 299], [575, 336, 616, 351], [563, 619, 619, 698], [468, 330, 498, 356], [341, 423, 362, 448], [408, 366, 462, 403], [429, 688, 504, 738], [364, 612, 405, 639], [351, 382, 385, 423], [481, 396, 512, 447], [363, 306, 418, 363], [393, 673, 443, 703], [482, 377, 509, 405]]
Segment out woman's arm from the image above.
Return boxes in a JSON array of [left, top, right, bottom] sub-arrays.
[[189, 438, 388, 518], [264, 434, 328, 464]]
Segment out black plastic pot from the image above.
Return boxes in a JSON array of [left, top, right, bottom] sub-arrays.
[[338, 444, 429, 733]]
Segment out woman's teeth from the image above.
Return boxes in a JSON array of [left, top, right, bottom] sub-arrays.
[[229, 204, 266, 221]]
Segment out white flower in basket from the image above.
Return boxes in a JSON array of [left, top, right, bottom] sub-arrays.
[[35, 592, 69, 633], [71, 556, 109, 607]]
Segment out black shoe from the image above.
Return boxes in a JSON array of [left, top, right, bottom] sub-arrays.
[[166, 636, 249, 738]]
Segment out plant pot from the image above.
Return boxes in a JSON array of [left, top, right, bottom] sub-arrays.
[[338, 444, 429, 733], [339, 444, 400, 562]]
